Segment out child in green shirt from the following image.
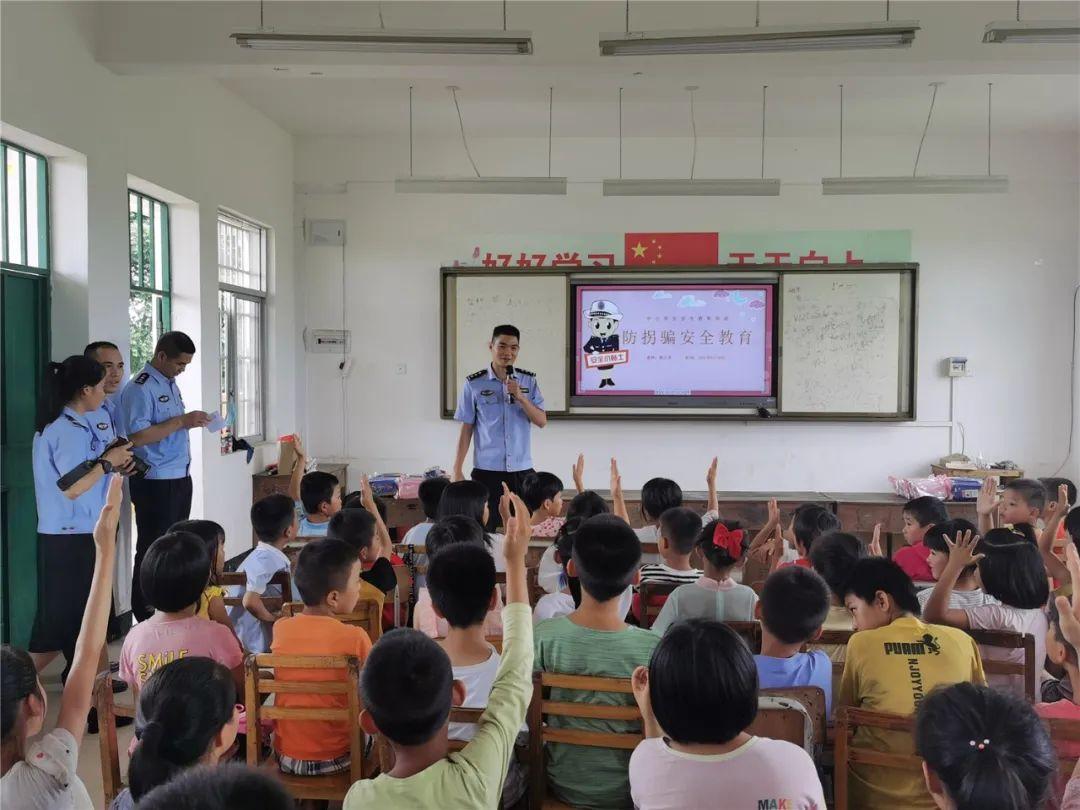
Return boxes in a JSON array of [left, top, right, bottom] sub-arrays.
[[534, 513, 660, 808], [344, 490, 534, 809]]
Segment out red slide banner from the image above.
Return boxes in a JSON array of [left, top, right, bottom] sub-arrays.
[[624, 232, 719, 266]]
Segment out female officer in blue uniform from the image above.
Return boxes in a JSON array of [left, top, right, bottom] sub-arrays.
[[29, 355, 133, 681]]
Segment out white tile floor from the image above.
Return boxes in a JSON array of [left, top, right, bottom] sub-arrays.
[[38, 640, 135, 810]]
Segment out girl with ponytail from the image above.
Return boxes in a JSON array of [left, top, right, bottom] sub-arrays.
[[915, 682, 1056, 810], [110, 656, 240, 810], [29, 356, 133, 682]]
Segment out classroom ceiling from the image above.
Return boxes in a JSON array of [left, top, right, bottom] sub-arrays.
[[93, 1, 1080, 138]]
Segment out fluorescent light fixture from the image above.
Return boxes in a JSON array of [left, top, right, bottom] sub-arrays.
[[394, 177, 567, 195], [603, 178, 780, 196], [982, 20, 1080, 43], [231, 29, 533, 54], [599, 21, 918, 55], [822, 176, 1009, 195]]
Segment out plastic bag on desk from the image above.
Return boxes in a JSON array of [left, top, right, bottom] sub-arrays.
[[890, 475, 951, 501], [369, 473, 401, 498], [395, 476, 424, 500], [423, 466, 448, 479]]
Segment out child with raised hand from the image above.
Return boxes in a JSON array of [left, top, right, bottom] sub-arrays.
[[271, 538, 373, 777], [1, 476, 121, 807], [779, 503, 842, 570], [170, 519, 231, 630], [287, 437, 342, 537], [110, 657, 240, 810], [120, 531, 244, 695], [916, 518, 991, 611], [839, 557, 986, 809], [923, 527, 1049, 697], [1036, 597, 1080, 763], [344, 491, 535, 809], [651, 518, 758, 636], [533, 513, 659, 808], [1036, 483, 1076, 593], [413, 515, 504, 639], [228, 493, 298, 654], [611, 457, 720, 546], [755, 566, 834, 714], [429, 542, 528, 806], [915, 682, 1057, 810], [629, 620, 826, 810], [327, 474, 398, 596], [521, 471, 566, 538]]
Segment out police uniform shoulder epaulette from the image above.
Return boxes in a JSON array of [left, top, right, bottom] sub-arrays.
[[466, 369, 486, 381], [133, 372, 150, 385], [514, 367, 536, 377]]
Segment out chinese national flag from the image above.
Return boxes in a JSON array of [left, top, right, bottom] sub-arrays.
[[624, 232, 718, 266]]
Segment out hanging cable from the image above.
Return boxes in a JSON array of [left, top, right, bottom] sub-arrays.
[[1051, 283, 1080, 476], [259, 0, 264, 29], [838, 84, 845, 177], [913, 82, 941, 177], [886, 0, 890, 22], [625, 0, 630, 34], [618, 87, 623, 179], [987, 82, 993, 176], [1016, 0, 1021, 21], [760, 85, 768, 179], [450, 87, 481, 177], [377, 2, 385, 29], [687, 87, 698, 180], [408, 85, 414, 177], [503, 0, 507, 31], [755, 0, 760, 26], [340, 242, 348, 460], [548, 87, 553, 178]]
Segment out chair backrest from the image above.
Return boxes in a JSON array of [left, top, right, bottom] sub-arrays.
[[638, 581, 679, 629], [221, 569, 291, 611], [749, 695, 815, 754], [813, 627, 854, 686], [834, 707, 922, 810], [749, 579, 766, 596], [967, 628, 1036, 701], [94, 672, 136, 806], [244, 653, 365, 800], [759, 686, 827, 749], [725, 621, 763, 653], [391, 564, 412, 627], [528, 671, 641, 809], [485, 635, 504, 654], [280, 595, 384, 642]]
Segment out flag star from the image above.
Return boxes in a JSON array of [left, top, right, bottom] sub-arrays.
[[631, 242, 647, 258]]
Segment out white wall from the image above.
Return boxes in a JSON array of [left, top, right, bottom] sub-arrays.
[[1, 2, 298, 562], [294, 130, 1080, 493]]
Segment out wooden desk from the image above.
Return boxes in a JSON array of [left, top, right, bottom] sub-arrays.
[[824, 492, 978, 557], [251, 463, 348, 547]]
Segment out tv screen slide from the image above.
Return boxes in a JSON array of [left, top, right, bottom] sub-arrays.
[[573, 283, 774, 402]]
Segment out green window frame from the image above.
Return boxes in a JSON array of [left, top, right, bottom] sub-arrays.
[[2, 141, 50, 275], [128, 190, 171, 373]]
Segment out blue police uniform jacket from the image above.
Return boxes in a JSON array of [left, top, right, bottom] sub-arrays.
[[454, 365, 543, 472], [32, 406, 117, 534], [119, 363, 190, 480]]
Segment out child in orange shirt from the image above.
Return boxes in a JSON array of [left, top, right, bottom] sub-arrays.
[[271, 538, 372, 776]]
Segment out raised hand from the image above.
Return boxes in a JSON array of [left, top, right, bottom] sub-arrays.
[[1055, 543, 1080, 650], [610, 458, 623, 498], [1046, 483, 1072, 523], [869, 523, 885, 557], [976, 477, 1001, 517], [502, 488, 531, 563], [359, 474, 377, 512], [573, 453, 585, 493], [944, 530, 984, 571], [706, 457, 718, 490], [93, 475, 123, 552], [767, 498, 780, 527]]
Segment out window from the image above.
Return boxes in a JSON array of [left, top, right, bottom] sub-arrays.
[[128, 191, 171, 373], [2, 141, 49, 273], [218, 212, 266, 445]]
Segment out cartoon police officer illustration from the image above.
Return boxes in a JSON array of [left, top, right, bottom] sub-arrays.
[[583, 299, 623, 389]]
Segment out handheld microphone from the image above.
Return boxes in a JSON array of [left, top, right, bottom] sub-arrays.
[[505, 365, 516, 403]]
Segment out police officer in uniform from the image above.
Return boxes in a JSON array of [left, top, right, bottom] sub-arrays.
[[84, 340, 127, 430], [29, 355, 133, 684], [453, 324, 547, 529], [119, 331, 210, 621]]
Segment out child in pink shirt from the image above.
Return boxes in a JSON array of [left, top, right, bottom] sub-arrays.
[[629, 619, 825, 810], [119, 531, 243, 695], [522, 471, 566, 539]]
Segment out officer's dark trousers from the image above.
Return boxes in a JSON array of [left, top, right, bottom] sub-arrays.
[[471, 468, 535, 532], [129, 476, 192, 621]]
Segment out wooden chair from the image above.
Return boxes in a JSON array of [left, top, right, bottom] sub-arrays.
[[528, 671, 642, 809], [280, 595, 385, 642], [94, 671, 136, 806], [967, 628, 1036, 701], [760, 686, 827, 750], [725, 620, 763, 653], [749, 579, 766, 596], [748, 695, 816, 753], [221, 570, 292, 613], [485, 635, 504, 654], [833, 707, 923, 810], [244, 653, 366, 801], [391, 564, 413, 627], [637, 581, 679, 629]]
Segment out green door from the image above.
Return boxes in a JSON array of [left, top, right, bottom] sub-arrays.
[[0, 267, 48, 645]]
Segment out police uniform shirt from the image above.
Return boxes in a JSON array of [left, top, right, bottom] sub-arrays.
[[454, 366, 544, 473], [32, 407, 113, 534], [101, 386, 125, 434], [120, 363, 189, 480]]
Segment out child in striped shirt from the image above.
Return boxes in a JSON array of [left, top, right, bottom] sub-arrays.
[[638, 507, 705, 587]]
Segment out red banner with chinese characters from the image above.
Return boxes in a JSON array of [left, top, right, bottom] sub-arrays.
[[624, 233, 719, 266]]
